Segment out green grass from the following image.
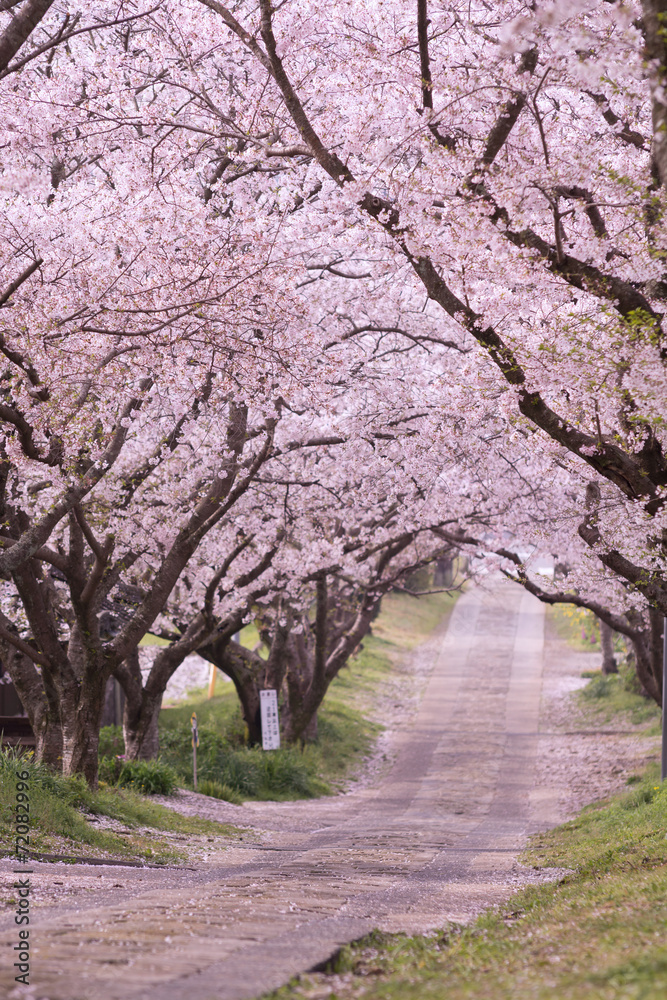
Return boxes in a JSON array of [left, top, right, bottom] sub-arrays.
[[578, 670, 661, 728], [159, 722, 332, 801], [98, 756, 179, 794], [0, 748, 240, 864], [372, 588, 459, 650], [156, 589, 458, 801], [270, 768, 667, 1000]]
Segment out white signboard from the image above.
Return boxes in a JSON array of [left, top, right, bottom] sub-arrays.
[[260, 689, 281, 750]]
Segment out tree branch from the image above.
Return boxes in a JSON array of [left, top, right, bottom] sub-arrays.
[[197, 0, 272, 71], [257, 0, 352, 183], [0, 0, 54, 74], [477, 48, 538, 169], [0, 3, 164, 79], [417, 0, 433, 110], [0, 621, 49, 668]]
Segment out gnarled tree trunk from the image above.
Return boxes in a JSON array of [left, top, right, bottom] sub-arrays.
[[599, 620, 618, 675], [281, 579, 380, 745], [199, 616, 290, 746], [0, 642, 63, 768], [118, 650, 162, 760], [629, 609, 663, 704], [59, 668, 108, 787]]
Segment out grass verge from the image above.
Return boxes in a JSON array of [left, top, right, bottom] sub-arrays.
[[156, 588, 459, 801], [0, 748, 240, 865], [577, 671, 661, 729]]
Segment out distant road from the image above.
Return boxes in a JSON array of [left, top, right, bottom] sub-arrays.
[[0, 581, 554, 1000]]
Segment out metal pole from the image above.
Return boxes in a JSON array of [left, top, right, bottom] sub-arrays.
[[663, 618, 667, 782], [191, 712, 199, 791]]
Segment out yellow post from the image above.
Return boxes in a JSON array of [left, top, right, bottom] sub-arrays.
[[207, 663, 217, 699]]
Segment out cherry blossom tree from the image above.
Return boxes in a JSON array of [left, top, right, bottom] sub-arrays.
[[0, 2, 343, 782], [190, 0, 667, 615]]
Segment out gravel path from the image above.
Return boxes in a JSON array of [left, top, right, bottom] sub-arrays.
[[0, 581, 659, 1000]]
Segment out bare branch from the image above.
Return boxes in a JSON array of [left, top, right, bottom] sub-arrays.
[[0, 622, 49, 667], [417, 0, 433, 110], [0, 0, 55, 74]]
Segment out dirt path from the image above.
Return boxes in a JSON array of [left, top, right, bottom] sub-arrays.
[[0, 582, 658, 1000]]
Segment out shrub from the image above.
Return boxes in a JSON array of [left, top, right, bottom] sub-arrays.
[[197, 779, 242, 804], [98, 757, 177, 795], [581, 675, 615, 700], [158, 723, 327, 799], [98, 725, 125, 756]]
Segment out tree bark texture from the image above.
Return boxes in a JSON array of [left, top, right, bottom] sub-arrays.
[[0, 0, 55, 74], [599, 620, 618, 675], [0, 642, 62, 766]]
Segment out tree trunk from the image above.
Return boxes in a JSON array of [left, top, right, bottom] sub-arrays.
[[198, 638, 264, 745], [648, 609, 664, 702], [282, 649, 312, 744], [0, 642, 63, 768], [59, 672, 107, 787], [115, 649, 162, 760], [32, 705, 63, 768], [282, 591, 380, 744], [283, 702, 318, 744], [628, 612, 662, 705], [240, 684, 262, 746], [599, 620, 618, 674], [61, 704, 102, 786], [123, 691, 161, 760]]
